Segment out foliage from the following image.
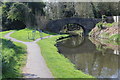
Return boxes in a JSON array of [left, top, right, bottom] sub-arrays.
[[1, 2, 119, 30], [75, 2, 94, 18], [110, 34, 120, 42], [45, 2, 77, 20], [0, 31, 26, 78], [7, 3, 30, 21], [2, 2, 46, 30], [1, 39, 27, 78], [96, 2, 118, 16], [100, 37, 120, 45], [27, 2, 46, 15], [89, 22, 119, 42], [10, 28, 51, 42], [45, 2, 119, 19], [96, 22, 103, 30], [37, 35, 94, 78], [96, 22, 117, 29], [2, 2, 14, 30], [103, 22, 117, 27], [90, 2, 119, 18], [89, 22, 118, 39], [2, 2, 27, 30], [0, 31, 27, 78]]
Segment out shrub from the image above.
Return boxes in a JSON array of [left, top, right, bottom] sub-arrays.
[[1, 38, 26, 78]]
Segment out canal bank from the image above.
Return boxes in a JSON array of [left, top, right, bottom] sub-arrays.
[[37, 35, 94, 78], [56, 36, 120, 78], [89, 22, 120, 42]]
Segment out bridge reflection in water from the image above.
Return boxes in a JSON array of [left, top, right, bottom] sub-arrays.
[[56, 36, 120, 78]]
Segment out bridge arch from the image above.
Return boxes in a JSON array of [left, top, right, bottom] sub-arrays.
[[45, 18, 101, 35], [60, 23, 85, 35]]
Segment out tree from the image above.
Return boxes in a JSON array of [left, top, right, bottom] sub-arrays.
[[7, 3, 30, 21], [93, 2, 119, 18], [74, 2, 94, 18], [44, 2, 76, 20], [2, 2, 46, 30], [2, 2, 14, 30], [26, 2, 45, 15]]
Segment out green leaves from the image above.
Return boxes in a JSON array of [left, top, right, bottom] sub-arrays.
[[1, 38, 27, 78], [2, 2, 46, 30], [7, 3, 30, 21], [27, 2, 45, 14]]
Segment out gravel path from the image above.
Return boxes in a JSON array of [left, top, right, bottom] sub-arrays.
[[4, 31, 54, 78]]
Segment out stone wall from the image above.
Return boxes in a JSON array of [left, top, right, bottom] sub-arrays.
[[45, 17, 101, 35]]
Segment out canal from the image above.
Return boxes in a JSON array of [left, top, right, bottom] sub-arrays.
[[56, 36, 120, 78]]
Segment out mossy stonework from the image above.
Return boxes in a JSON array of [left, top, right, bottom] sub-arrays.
[[89, 22, 120, 42]]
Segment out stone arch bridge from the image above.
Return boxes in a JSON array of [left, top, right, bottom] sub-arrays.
[[45, 18, 101, 35]]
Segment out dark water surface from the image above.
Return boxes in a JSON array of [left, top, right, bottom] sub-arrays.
[[56, 36, 120, 78]]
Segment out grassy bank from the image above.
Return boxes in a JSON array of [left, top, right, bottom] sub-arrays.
[[0, 30, 14, 39], [0, 31, 27, 78], [37, 35, 93, 78], [1, 39, 27, 78], [10, 28, 51, 42]]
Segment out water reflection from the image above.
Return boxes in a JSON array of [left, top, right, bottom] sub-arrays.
[[57, 36, 120, 78], [57, 36, 84, 48]]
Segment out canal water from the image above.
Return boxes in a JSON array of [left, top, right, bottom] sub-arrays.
[[56, 36, 120, 78]]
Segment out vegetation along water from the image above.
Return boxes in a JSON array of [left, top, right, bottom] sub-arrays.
[[0, 1, 120, 79]]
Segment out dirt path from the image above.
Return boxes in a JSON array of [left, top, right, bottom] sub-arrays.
[[4, 31, 54, 78]]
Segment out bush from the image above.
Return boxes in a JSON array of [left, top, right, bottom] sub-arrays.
[[1, 38, 27, 78]]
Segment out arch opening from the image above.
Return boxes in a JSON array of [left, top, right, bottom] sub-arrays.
[[60, 23, 85, 36]]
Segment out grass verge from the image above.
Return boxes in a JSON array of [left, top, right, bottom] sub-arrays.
[[0, 30, 14, 39], [37, 35, 94, 78], [0, 31, 27, 78], [10, 28, 51, 42]]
